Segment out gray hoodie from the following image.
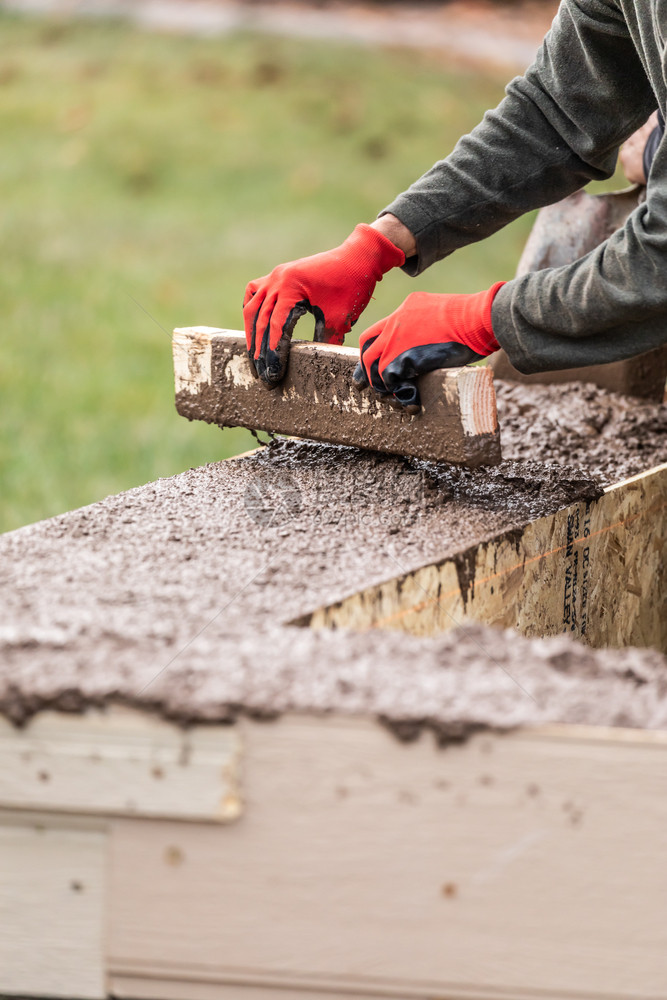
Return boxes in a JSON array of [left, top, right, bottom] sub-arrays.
[[382, 0, 667, 372]]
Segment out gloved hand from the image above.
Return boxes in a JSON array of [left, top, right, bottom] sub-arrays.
[[243, 224, 405, 387], [353, 284, 505, 413]]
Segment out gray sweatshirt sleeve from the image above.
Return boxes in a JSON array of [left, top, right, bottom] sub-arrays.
[[381, 0, 666, 373]]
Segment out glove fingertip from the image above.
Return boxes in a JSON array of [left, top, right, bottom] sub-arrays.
[[264, 347, 288, 387], [352, 362, 369, 389], [391, 382, 422, 413]]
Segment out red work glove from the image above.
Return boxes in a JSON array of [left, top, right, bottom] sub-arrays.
[[243, 224, 405, 387], [353, 284, 505, 413]]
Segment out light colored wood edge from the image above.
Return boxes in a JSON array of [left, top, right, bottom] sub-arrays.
[[514, 722, 667, 747], [173, 327, 213, 395], [172, 326, 493, 393], [109, 964, 553, 1000], [110, 971, 432, 1000], [0, 706, 242, 823], [229, 445, 264, 460], [603, 460, 667, 493], [457, 364, 498, 437]]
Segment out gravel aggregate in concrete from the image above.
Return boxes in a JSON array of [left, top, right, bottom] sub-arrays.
[[1, 379, 665, 738]]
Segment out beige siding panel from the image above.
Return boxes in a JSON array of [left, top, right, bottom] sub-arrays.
[[108, 715, 667, 1000], [0, 706, 242, 822], [0, 819, 107, 998]]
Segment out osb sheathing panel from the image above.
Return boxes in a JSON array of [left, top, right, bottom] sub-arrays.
[[303, 463, 667, 651]]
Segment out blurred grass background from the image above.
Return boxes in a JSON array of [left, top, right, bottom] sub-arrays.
[[1, 11, 543, 532]]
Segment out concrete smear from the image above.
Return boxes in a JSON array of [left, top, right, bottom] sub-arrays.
[[1, 380, 666, 738]]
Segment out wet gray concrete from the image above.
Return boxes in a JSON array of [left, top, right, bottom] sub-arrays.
[[1, 380, 666, 739]]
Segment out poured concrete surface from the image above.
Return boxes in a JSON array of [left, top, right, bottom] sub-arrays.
[[496, 378, 667, 484], [1, 380, 666, 738]]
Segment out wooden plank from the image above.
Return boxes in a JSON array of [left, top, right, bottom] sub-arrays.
[[107, 714, 667, 1000], [0, 817, 107, 999], [0, 706, 242, 823], [111, 977, 374, 1000], [173, 327, 501, 468], [299, 463, 667, 652]]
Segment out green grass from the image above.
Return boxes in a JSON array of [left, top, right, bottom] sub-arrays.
[[0, 13, 541, 533]]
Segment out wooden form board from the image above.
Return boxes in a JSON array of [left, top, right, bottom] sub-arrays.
[[0, 817, 107, 999], [172, 327, 501, 467], [0, 708, 242, 999], [2, 710, 667, 999], [0, 707, 242, 822], [299, 463, 667, 653]]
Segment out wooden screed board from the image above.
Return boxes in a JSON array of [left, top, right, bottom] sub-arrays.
[[173, 326, 501, 467]]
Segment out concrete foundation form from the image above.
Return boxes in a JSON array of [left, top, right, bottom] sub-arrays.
[[1, 708, 667, 1000], [2, 357, 667, 1000], [301, 463, 667, 652]]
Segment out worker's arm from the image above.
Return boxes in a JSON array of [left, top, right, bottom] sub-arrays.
[[383, 0, 667, 372], [370, 214, 416, 257], [497, 135, 667, 374]]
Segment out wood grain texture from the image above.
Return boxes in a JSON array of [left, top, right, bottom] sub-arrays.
[[300, 463, 667, 652], [3, 712, 667, 999], [173, 327, 501, 467], [0, 818, 107, 998], [107, 715, 667, 1000], [0, 706, 242, 822]]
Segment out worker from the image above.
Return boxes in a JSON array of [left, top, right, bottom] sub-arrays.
[[244, 1, 667, 412], [619, 110, 664, 186]]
